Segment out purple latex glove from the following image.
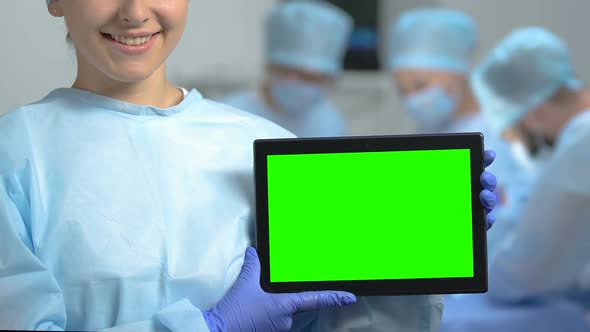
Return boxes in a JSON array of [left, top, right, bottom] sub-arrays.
[[203, 247, 356, 332], [481, 150, 497, 230]]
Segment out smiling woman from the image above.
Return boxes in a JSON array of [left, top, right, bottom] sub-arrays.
[[48, 0, 187, 104], [0, 1, 497, 332]]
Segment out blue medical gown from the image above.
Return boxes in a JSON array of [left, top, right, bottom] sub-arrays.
[[490, 110, 590, 307], [0, 88, 442, 331], [439, 111, 590, 332], [221, 90, 347, 138]]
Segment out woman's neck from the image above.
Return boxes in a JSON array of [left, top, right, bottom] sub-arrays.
[[72, 62, 183, 108]]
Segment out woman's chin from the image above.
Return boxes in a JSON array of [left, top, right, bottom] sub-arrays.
[[106, 68, 157, 84]]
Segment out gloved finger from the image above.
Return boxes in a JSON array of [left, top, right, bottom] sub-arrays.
[[292, 291, 357, 312], [238, 247, 261, 281], [480, 190, 496, 211], [484, 150, 496, 168], [480, 171, 497, 191], [486, 213, 496, 230]]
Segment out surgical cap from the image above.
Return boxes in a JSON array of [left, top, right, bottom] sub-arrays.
[[472, 27, 582, 135], [388, 8, 477, 73], [266, 0, 353, 76]]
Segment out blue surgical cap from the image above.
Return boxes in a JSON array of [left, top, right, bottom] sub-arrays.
[[472, 27, 582, 135], [266, 0, 353, 76], [46, 0, 51, 4], [388, 8, 477, 73]]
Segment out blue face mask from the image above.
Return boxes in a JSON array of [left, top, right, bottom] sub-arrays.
[[403, 86, 457, 132], [270, 79, 326, 115]]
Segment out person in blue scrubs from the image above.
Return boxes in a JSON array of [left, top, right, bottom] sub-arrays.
[[386, 8, 533, 247], [388, 8, 482, 135], [221, 0, 351, 138], [0, 1, 497, 331], [441, 27, 590, 332]]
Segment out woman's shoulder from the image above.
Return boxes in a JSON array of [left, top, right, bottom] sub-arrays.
[[0, 107, 35, 175], [1, 89, 68, 123], [0, 90, 67, 170]]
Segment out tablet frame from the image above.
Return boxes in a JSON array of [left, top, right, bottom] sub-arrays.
[[254, 133, 487, 296]]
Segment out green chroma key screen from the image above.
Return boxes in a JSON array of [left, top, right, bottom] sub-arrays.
[[267, 149, 474, 282]]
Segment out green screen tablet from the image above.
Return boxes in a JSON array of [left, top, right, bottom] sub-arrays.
[[255, 134, 487, 296]]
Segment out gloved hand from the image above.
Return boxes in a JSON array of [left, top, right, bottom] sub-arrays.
[[203, 247, 356, 332], [481, 150, 497, 230]]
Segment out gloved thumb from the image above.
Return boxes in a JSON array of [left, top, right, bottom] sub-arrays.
[[481, 171, 497, 191], [291, 291, 357, 312], [480, 189, 496, 210], [484, 150, 496, 167], [238, 247, 261, 282], [486, 213, 496, 230]]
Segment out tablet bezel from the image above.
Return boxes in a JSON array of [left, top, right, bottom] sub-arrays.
[[254, 133, 487, 296]]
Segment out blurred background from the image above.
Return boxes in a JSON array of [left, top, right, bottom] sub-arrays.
[[2, 0, 589, 136]]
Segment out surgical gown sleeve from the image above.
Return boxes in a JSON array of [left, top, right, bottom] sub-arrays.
[[0, 170, 66, 331], [489, 142, 590, 303], [0, 112, 211, 332]]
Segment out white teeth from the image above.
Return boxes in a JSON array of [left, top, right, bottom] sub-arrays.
[[109, 34, 152, 46]]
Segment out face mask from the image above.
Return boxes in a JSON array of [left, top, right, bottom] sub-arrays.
[[270, 79, 326, 115], [403, 86, 457, 132]]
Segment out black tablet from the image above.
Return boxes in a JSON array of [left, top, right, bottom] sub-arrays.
[[254, 133, 487, 296]]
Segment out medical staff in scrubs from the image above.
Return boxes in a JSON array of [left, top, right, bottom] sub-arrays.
[[476, 26, 590, 309], [0, 1, 497, 331], [387, 8, 534, 253], [441, 27, 590, 332], [222, 0, 351, 137], [388, 8, 481, 134]]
